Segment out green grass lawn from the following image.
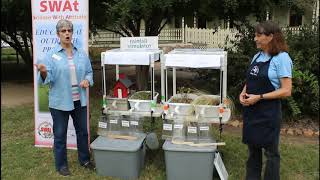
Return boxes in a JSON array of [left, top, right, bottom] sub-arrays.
[[1, 47, 23, 63], [1, 47, 18, 54], [38, 85, 50, 112], [1, 97, 319, 180]]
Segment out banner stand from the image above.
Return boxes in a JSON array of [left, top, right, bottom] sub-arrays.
[[31, 0, 89, 149]]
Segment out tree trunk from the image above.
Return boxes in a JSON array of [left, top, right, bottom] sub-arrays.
[[134, 16, 167, 90], [136, 66, 149, 91]]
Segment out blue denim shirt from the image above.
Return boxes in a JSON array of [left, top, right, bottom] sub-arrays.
[[38, 44, 94, 111]]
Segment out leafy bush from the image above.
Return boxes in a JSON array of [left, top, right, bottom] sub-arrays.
[[203, 22, 319, 122], [283, 26, 319, 120], [285, 26, 319, 76]]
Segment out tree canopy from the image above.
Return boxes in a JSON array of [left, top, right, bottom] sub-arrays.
[[1, 0, 33, 69], [90, 0, 193, 90], [90, 0, 184, 36], [2, 0, 316, 79]]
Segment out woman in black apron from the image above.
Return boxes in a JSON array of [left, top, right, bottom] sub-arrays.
[[239, 21, 292, 180]]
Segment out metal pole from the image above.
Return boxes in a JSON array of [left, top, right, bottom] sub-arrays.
[[116, 65, 119, 81], [182, 17, 185, 44], [173, 67, 176, 96], [165, 67, 168, 101], [223, 52, 228, 100], [101, 52, 107, 113], [101, 52, 107, 96], [150, 58, 155, 99], [219, 60, 223, 104], [160, 52, 165, 103]]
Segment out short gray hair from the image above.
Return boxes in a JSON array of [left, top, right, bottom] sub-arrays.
[[56, 19, 73, 33]]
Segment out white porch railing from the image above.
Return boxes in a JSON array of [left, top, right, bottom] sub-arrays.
[[281, 27, 303, 35]]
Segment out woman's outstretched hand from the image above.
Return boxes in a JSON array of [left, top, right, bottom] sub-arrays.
[[34, 63, 47, 73]]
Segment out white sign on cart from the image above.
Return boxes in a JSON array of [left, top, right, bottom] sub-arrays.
[[120, 36, 158, 50]]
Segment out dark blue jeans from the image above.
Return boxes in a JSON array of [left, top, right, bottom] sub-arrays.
[[49, 101, 90, 171], [245, 140, 280, 180]]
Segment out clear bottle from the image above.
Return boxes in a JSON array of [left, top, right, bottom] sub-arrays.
[[120, 115, 130, 136], [172, 117, 186, 143], [108, 114, 120, 136], [186, 120, 198, 143], [130, 114, 143, 137], [162, 116, 174, 140], [198, 119, 214, 143], [97, 114, 108, 137]]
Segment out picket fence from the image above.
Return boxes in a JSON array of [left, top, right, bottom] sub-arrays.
[[90, 28, 184, 47], [89, 26, 303, 48]]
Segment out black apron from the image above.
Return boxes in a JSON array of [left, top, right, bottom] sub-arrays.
[[242, 53, 281, 147]]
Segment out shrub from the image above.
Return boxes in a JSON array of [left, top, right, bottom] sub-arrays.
[[283, 26, 319, 120], [200, 22, 319, 122]]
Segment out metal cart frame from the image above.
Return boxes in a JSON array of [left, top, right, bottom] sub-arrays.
[[100, 48, 164, 117], [161, 48, 229, 123]]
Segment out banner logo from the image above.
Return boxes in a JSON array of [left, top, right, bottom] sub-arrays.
[[38, 122, 54, 139]]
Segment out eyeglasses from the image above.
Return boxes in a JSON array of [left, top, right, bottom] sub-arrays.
[[59, 29, 73, 33]]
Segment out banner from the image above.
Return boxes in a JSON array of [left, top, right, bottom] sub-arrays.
[[32, 0, 89, 149]]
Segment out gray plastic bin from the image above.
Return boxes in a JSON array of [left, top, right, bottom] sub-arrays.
[[162, 140, 217, 180], [90, 133, 146, 180]]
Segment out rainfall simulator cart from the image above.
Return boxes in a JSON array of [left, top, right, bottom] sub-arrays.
[[90, 48, 163, 179], [161, 48, 231, 180]]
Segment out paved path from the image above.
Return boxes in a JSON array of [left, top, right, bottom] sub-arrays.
[[1, 82, 34, 107]]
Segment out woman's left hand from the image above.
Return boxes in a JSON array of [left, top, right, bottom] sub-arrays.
[[244, 93, 260, 106], [80, 79, 90, 88]]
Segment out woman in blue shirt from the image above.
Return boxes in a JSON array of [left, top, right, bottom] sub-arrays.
[[36, 19, 94, 176], [239, 21, 292, 180]]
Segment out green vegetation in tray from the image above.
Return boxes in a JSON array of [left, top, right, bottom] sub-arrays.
[[191, 95, 220, 106], [170, 87, 194, 103], [129, 91, 152, 100], [170, 97, 193, 103]]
